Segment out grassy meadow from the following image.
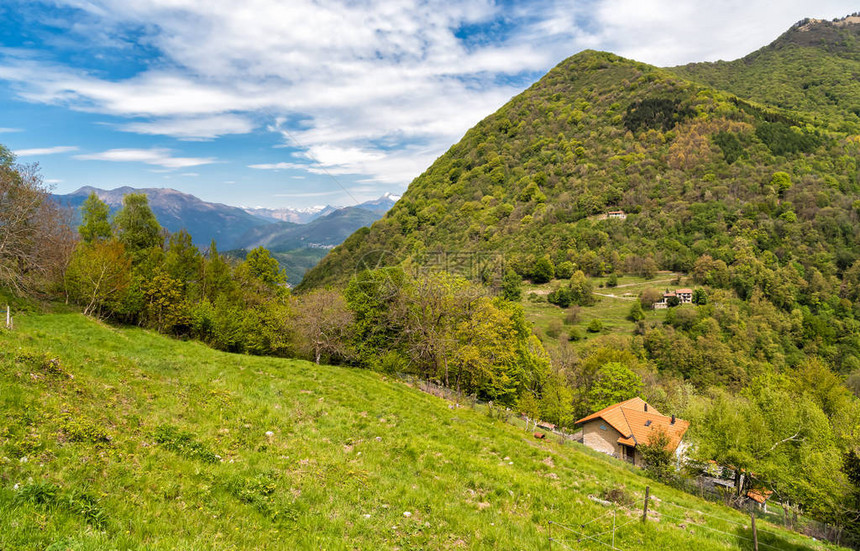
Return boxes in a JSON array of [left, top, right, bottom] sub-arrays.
[[521, 273, 683, 348], [0, 313, 843, 550]]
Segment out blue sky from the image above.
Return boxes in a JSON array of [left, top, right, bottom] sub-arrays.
[[0, 0, 856, 208]]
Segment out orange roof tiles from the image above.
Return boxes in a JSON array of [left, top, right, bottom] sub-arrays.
[[747, 489, 773, 504], [576, 398, 689, 452], [676, 288, 693, 294]]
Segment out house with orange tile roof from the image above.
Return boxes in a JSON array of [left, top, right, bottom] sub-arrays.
[[574, 397, 689, 468]]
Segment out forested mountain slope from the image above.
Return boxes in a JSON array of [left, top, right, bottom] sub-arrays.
[[302, 42, 860, 293], [673, 15, 860, 133]]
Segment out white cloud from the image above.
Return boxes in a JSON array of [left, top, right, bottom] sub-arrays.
[[273, 190, 349, 198], [248, 162, 308, 171], [14, 145, 78, 156], [0, 0, 856, 189], [74, 148, 217, 169], [119, 114, 256, 140], [0, 127, 22, 133]]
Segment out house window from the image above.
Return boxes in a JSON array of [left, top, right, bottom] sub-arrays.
[[599, 423, 607, 431]]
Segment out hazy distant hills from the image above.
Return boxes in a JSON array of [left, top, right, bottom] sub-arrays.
[[51, 187, 398, 281]]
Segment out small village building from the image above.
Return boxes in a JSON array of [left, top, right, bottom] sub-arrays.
[[575, 397, 689, 468], [606, 210, 627, 220], [653, 291, 675, 309], [676, 288, 693, 304]]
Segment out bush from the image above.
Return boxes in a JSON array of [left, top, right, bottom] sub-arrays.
[[555, 261, 575, 279], [532, 257, 555, 284], [501, 269, 522, 302], [568, 327, 583, 341], [587, 319, 603, 333], [546, 319, 563, 339], [564, 306, 581, 325], [547, 286, 572, 308], [606, 273, 618, 287]]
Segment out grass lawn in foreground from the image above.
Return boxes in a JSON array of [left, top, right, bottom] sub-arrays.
[[0, 313, 841, 550]]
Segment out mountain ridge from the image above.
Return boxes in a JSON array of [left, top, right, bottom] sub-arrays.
[[300, 25, 860, 292]]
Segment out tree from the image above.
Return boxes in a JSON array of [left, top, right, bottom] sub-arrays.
[[532, 256, 555, 284], [202, 240, 232, 302], [0, 150, 74, 293], [78, 192, 112, 243], [568, 270, 595, 306], [65, 240, 132, 318], [687, 375, 848, 519], [639, 427, 674, 480], [540, 370, 574, 429], [114, 193, 162, 257], [770, 171, 793, 195], [501, 268, 522, 301], [692, 288, 707, 305], [294, 289, 354, 364], [628, 300, 645, 321], [586, 362, 642, 412], [164, 229, 202, 293], [141, 268, 189, 333], [516, 391, 541, 431], [555, 261, 575, 279], [587, 319, 603, 333], [639, 288, 662, 309], [242, 246, 286, 288]]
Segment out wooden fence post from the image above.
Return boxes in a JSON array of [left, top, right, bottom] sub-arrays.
[[642, 486, 650, 522], [751, 511, 758, 551]]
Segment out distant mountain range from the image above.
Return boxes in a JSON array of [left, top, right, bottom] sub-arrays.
[[243, 192, 400, 224], [51, 186, 399, 281]]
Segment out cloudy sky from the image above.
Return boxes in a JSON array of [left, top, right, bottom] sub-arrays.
[[0, 1, 855, 208]]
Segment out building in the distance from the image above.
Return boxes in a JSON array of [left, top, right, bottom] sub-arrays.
[[676, 288, 693, 304]]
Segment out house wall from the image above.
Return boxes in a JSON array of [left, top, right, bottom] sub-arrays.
[[582, 420, 623, 457]]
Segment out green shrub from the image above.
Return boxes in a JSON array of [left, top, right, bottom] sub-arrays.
[[586, 319, 603, 333]]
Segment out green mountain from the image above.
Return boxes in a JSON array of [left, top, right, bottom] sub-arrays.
[[301, 22, 860, 293], [672, 15, 860, 132], [0, 313, 837, 550]]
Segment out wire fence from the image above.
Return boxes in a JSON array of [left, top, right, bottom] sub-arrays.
[[549, 489, 860, 551]]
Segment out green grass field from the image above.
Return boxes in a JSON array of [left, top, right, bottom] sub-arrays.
[[521, 273, 686, 348], [0, 313, 842, 550]]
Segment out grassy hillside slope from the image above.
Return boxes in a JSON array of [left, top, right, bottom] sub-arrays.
[[0, 314, 842, 550]]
